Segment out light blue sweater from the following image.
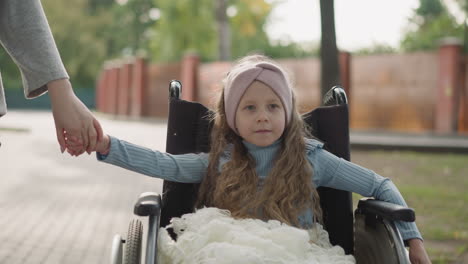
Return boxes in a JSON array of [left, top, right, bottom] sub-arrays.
[[97, 136, 422, 241]]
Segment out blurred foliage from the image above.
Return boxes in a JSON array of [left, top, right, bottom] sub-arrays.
[[0, 50, 22, 90], [41, 0, 113, 88], [228, 0, 317, 59], [150, 0, 316, 62], [42, 0, 160, 87], [1, 0, 316, 91], [355, 43, 398, 55], [401, 0, 464, 51], [149, 0, 217, 62], [4, 0, 468, 93], [229, 0, 272, 60], [88, 0, 157, 57], [0, 0, 158, 90], [454, 0, 468, 14]]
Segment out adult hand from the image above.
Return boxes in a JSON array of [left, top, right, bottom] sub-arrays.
[[408, 239, 431, 264], [47, 79, 103, 155], [66, 134, 110, 156]]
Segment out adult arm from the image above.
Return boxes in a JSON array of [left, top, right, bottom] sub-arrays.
[[97, 136, 208, 183], [0, 0, 103, 153], [0, 0, 67, 97]]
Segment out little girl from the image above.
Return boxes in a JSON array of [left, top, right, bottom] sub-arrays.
[[69, 55, 430, 263]]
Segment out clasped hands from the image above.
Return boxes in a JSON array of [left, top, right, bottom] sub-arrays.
[[48, 79, 104, 156]]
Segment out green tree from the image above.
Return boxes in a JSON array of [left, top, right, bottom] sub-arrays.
[[0, 47, 22, 90], [401, 0, 464, 51], [0, 0, 112, 89], [149, 0, 313, 62], [81, 0, 159, 61], [229, 0, 272, 59], [415, 0, 445, 21], [1, 0, 316, 91], [43, 0, 157, 87], [149, 0, 218, 62], [42, 0, 115, 87], [87, 0, 115, 13], [355, 43, 397, 55], [105, 0, 158, 57]]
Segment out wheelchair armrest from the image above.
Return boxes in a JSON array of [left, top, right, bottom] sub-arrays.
[[134, 192, 162, 264], [134, 192, 162, 217], [356, 198, 415, 222]]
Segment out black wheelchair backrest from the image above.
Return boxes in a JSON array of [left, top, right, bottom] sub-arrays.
[[161, 83, 354, 254]]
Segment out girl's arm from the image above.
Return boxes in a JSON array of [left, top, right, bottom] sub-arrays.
[[309, 146, 422, 240], [308, 146, 431, 263], [94, 135, 208, 183], [0, 0, 68, 98], [0, 1, 102, 154]]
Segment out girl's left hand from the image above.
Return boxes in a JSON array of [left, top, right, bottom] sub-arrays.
[[408, 239, 431, 264]]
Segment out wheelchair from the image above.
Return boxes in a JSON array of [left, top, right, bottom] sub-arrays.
[[110, 80, 416, 264]]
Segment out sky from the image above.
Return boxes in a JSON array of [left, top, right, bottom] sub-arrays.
[[266, 0, 421, 51]]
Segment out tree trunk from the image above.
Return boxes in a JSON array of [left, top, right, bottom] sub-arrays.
[[215, 0, 231, 61], [319, 0, 341, 102]]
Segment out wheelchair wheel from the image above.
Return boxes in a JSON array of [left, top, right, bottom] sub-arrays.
[[354, 214, 409, 264], [124, 219, 143, 264]]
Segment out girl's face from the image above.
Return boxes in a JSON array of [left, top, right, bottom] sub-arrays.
[[235, 81, 286, 147]]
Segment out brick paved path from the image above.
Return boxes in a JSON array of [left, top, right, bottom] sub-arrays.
[[0, 111, 166, 264]]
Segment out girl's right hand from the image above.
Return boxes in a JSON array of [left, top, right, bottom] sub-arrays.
[[66, 134, 110, 156], [96, 134, 111, 155]]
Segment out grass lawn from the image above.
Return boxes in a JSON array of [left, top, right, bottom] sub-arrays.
[[351, 149, 468, 264]]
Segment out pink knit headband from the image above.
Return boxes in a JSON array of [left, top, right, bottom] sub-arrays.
[[224, 62, 292, 133]]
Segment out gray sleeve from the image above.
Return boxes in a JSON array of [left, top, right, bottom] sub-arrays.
[[308, 147, 423, 241], [0, 0, 68, 99], [97, 136, 209, 183]]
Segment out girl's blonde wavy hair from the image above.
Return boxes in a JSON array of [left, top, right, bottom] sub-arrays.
[[196, 54, 322, 227]]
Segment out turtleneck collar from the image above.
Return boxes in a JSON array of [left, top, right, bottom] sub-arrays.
[[240, 139, 282, 180], [242, 139, 282, 152]]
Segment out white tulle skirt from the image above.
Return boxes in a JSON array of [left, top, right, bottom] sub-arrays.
[[157, 207, 355, 264]]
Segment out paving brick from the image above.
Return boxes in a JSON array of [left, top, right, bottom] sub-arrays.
[[1, 111, 164, 264]]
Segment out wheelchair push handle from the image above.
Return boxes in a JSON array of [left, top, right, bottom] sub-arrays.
[[169, 80, 182, 100], [323, 86, 348, 106]]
